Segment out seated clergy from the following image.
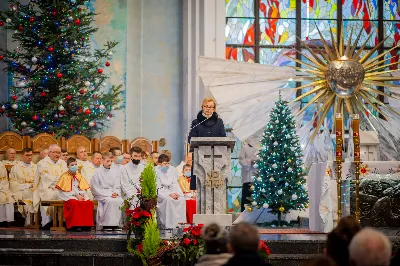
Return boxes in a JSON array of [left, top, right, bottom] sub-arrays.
[[156, 154, 186, 229], [178, 164, 196, 224], [33, 144, 67, 227], [81, 151, 102, 200], [3, 148, 18, 166], [9, 148, 36, 225], [60, 149, 69, 162], [56, 157, 94, 231], [120, 147, 144, 206], [109, 147, 123, 169], [39, 148, 49, 161], [0, 161, 14, 227], [90, 152, 123, 231], [76, 146, 91, 170]]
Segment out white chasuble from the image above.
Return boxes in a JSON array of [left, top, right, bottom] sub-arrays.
[[81, 163, 100, 200], [0, 162, 14, 222], [156, 166, 186, 229], [9, 161, 36, 223], [33, 156, 67, 226], [2, 160, 18, 167], [90, 166, 123, 229], [120, 163, 144, 204]]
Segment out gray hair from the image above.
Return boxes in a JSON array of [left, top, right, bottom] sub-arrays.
[[48, 144, 60, 152], [349, 228, 392, 266]]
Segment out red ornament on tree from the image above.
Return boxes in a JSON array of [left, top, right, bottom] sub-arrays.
[[48, 46, 54, 52], [0, 108, 3, 113], [0, 55, 3, 60], [78, 107, 83, 113], [56, 72, 63, 78], [12, 95, 17, 101], [18, 25, 23, 31], [85, 109, 91, 115], [6, 113, 10, 117], [77, 7, 82, 12], [79, 89, 85, 95], [59, 110, 65, 115], [40, 91, 47, 97], [65, 95, 72, 101], [105, 62, 110, 67], [69, 125, 73, 129], [97, 68, 103, 74], [32, 115, 39, 121], [0, 21, 4, 26], [51, 11, 57, 16], [29, 17, 35, 23], [74, 19, 81, 25]]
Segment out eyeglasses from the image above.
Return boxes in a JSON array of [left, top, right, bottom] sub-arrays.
[[203, 105, 215, 109]]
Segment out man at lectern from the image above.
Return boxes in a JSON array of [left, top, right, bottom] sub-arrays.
[[188, 97, 227, 190]]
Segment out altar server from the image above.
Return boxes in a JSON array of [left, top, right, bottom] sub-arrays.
[[120, 147, 144, 205], [178, 164, 196, 224], [239, 142, 258, 212], [3, 148, 18, 166], [121, 152, 131, 166], [0, 161, 14, 227], [56, 157, 94, 231], [156, 154, 186, 229], [33, 144, 67, 227], [9, 148, 36, 225], [90, 152, 123, 231], [76, 146, 91, 169], [81, 151, 102, 200], [150, 151, 159, 166], [109, 147, 123, 169], [60, 149, 69, 162]]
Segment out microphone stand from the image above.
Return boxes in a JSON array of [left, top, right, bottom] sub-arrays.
[[184, 115, 211, 157]]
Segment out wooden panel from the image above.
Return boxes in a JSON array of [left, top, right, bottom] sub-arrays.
[[0, 132, 24, 152], [130, 137, 153, 153], [99, 136, 123, 153], [66, 135, 92, 154], [30, 133, 58, 153]]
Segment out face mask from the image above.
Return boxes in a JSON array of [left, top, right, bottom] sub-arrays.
[[184, 171, 191, 177], [161, 166, 169, 173], [132, 159, 140, 165], [117, 155, 123, 164], [69, 165, 78, 174]]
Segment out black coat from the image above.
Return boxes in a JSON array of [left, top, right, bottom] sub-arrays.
[[188, 111, 226, 141], [223, 252, 270, 266], [188, 111, 226, 190]]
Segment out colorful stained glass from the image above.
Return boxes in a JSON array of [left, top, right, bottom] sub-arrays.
[[260, 19, 296, 45], [342, 0, 378, 20], [227, 187, 242, 213], [343, 20, 378, 48], [384, 0, 400, 20], [226, 0, 255, 17], [226, 18, 255, 45], [229, 159, 243, 186], [259, 0, 296, 18], [301, 19, 337, 41], [226, 46, 256, 62], [301, 0, 337, 19], [260, 48, 296, 66], [384, 21, 400, 48]]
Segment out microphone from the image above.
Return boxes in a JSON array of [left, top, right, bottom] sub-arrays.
[[184, 113, 213, 156]]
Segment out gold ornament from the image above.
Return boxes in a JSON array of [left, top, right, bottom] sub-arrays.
[[287, 159, 292, 163], [305, 203, 309, 209], [279, 206, 285, 212], [250, 185, 254, 191], [285, 24, 400, 146], [256, 205, 261, 209], [247, 207, 253, 212]]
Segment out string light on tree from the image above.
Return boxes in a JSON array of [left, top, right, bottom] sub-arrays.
[[250, 95, 308, 226]]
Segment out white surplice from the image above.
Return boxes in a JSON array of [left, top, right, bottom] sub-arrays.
[[33, 156, 67, 226], [111, 162, 121, 170], [0, 162, 14, 222], [59, 178, 90, 201], [156, 166, 186, 229], [120, 162, 144, 207], [238, 143, 258, 184], [9, 161, 36, 225], [90, 166, 123, 229], [80, 163, 100, 200]]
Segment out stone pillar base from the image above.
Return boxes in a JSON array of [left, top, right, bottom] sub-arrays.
[[193, 214, 232, 226]]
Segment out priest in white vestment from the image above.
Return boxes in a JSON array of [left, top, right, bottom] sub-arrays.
[[109, 147, 123, 169], [39, 148, 49, 161], [120, 147, 144, 207], [156, 154, 186, 229], [76, 146, 91, 170], [33, 144, 67, 227], [81, 151, 102, 200], [90, 152, 123, 231], [9, 148, 36, 225], [0, 161, 14, 226], [3, 148, 18, 166]]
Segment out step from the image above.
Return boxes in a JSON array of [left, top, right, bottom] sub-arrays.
[[269, 254, 321, 266], [266, 240, 325, 254]]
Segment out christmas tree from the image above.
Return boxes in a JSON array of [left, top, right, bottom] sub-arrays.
[[250, 96, 308, 225], [0, 0, 122, 137]]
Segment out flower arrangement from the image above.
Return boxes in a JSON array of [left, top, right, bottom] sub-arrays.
[[125, 206, 152, 239], [259, 240, 271, 262]]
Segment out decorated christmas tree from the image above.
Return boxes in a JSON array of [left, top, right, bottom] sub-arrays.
[[251, 96, 308, 225], [0, 0, 122, 137]]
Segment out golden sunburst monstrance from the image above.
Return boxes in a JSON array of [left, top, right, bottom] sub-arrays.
[[285, 24, 400, 146]]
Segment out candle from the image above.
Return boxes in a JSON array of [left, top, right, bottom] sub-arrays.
[[335, 113, 343, 161], [352, 114, 360, 162]]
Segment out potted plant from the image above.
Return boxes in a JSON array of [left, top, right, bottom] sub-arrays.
[[140, 161, 157, 212]]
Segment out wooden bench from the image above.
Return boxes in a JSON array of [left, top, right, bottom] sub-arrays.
[[14, 200, 40, 229], [41, 200, 98, 231]]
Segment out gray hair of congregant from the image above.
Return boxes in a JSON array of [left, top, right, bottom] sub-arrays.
[[349, 228, 392, 266], [228, 222, 259, 254]]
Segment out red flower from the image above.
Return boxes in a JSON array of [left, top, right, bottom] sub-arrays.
[[140, 210, 151, 218], [133, 207, 140, 212], [125, 209, 134, 216], [183, 226, 192, 233], [259, 240, 271, 255], [182, 238, 191, 246], [137, 243, 143, 253], [191, 227, 202, 237], [132, 212, 140, 219], [192, 239, 198, 245]]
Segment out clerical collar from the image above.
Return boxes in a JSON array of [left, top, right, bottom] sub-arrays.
[[22, 162, 31, 167]]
